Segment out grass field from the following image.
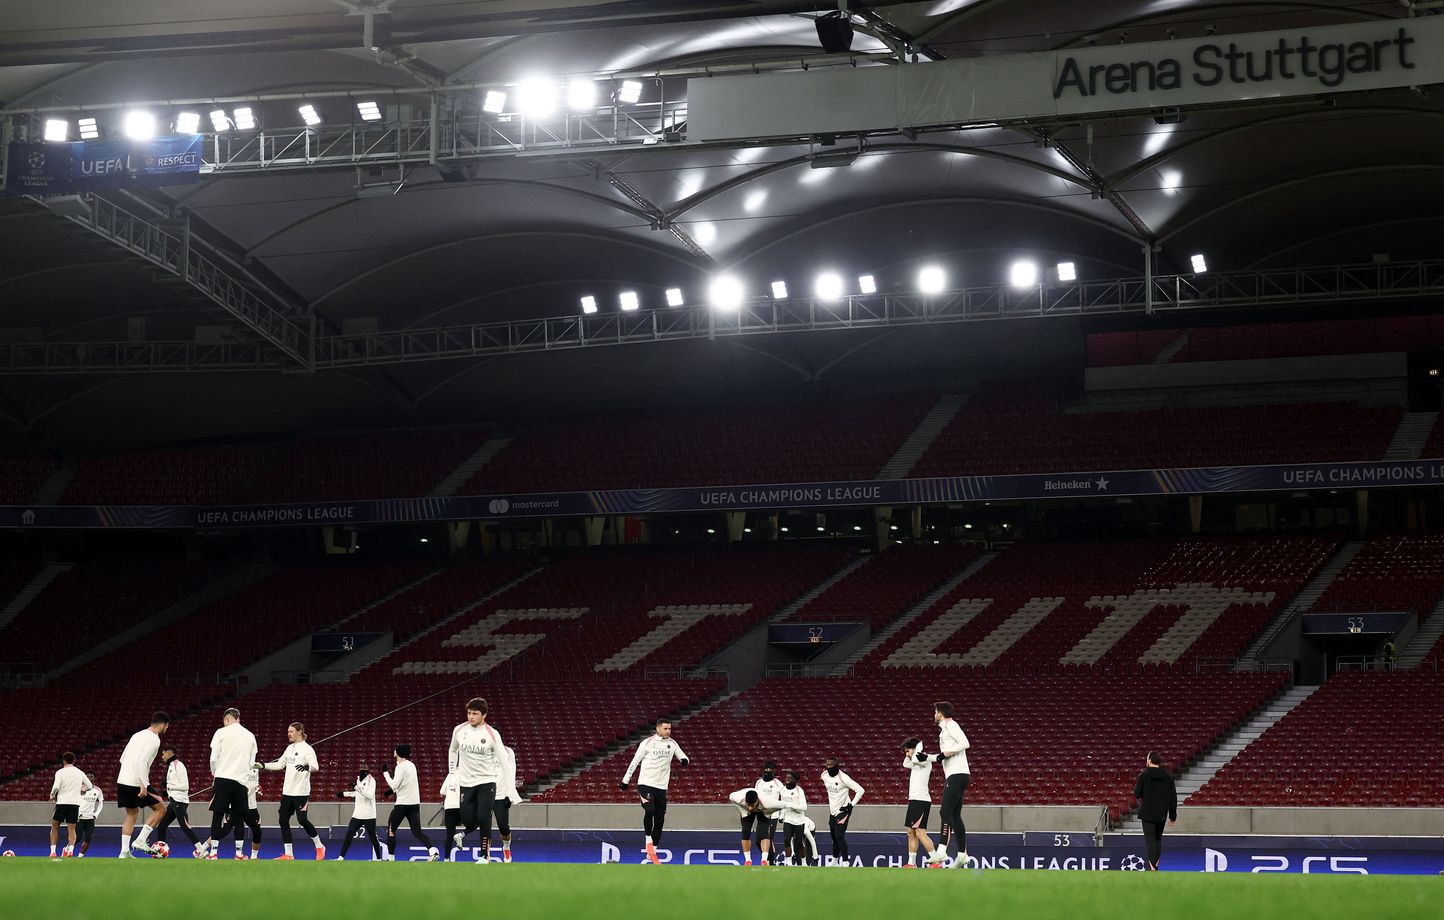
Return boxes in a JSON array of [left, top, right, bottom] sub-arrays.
[[0, 861, 1437, 920]]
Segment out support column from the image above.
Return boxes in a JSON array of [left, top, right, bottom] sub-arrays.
[[541, 518, 555, 549], [448, 521, 470, 554], [726, 511, 746, 544], [1188, 495, 1203, 534], [874, 506, 892, 548], [1355, 490, 1369, 536], [584, 516, 606, 547], [910, 506, 923, 541], [767, 512, 780, 541]]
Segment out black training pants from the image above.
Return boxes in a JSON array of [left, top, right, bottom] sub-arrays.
[[387, 803, 434, 852], [156, 801, 200, 845], [828, 811, 850, 862], [208, 778, 249, 841], [218, 808, 263, 846], [939, 773, 969, 856], [278, 794, 318, 845], [1142, 820, 1165, 870], [492, 798, 512, 838], [460, 784, 496, 852], [637, 785, 668, 846], [782, 822, 812, 864], [341, 818, 383, 859]]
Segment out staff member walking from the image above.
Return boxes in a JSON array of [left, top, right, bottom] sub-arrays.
[[1133, 751, 1178, 871]]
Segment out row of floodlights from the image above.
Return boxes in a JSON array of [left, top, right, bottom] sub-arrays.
[[578, 256, 1208, 314], [41, 79, 648, 142]]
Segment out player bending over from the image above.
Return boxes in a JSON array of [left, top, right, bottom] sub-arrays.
[[729, 787, 782, 867], [620, 718, 689, 865]]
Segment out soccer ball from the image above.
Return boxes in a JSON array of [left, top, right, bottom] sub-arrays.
[[1119, 854, 1147, 871], [1, 850, 14, 858], [151, 841, 171, 859]]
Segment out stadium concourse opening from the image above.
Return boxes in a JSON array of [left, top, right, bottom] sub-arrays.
[[0, 1, 1443, 905]]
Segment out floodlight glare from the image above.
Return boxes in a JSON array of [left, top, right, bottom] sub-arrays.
[[709, 274, 745, 311], [517, 79, 558, 118], [298, 104, 321, 126], [771, 280, 789, 300], [482, 90, 507, 114], [567, 80, 597, 111], [233, 107, 256, 130], [814, 272, 844, 302], [917, 265, 946, 294], [1009, 260, 1039, 289], [357, 100, 383, 122], [1191, 253, 1208, 273], [77, 117, 99, 140], [122, 110, 157, 140], [175, 111, 201, 134], [857, 274, 877, 294], [1056, 261, 1077, 282], [619, 291, 640, 311], [209, 110, 230, 131], [665, 288, 684, 307], [618, 80, 644, 104], [580, 295, 598, 314], [43, 119, 67, 142]]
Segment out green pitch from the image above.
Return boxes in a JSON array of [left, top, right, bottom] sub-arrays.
[[0, 860, 1436, 920]]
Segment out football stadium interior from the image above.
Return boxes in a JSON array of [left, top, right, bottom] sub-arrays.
[[0, 0, 1442, 907]]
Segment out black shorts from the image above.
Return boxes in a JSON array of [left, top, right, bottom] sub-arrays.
[[904, 800, 931, 829], [52, 804, 80, 824], [209, 777, 248, 816], [116, 784, 158, 810], [740, 812, 777, 840]]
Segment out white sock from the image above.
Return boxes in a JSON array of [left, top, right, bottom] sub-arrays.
[[502, 840, 510, 851], [120, 834, 131, 855], [308, 834, 320, 847], [135, 826, 153, 846], [235, 840, 244, 854], [49, 845, 56, 856], [284, 843, 294, 856]]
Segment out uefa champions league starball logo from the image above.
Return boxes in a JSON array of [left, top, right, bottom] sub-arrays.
[[27, 151, 45, 170], [1119, 854, 1147, 871]]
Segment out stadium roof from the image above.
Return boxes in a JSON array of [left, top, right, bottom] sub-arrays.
[[1, 0, 1441, 449]]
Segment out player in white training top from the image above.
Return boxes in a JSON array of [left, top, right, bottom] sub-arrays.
[[929, 700, 974, 869], [730, 784, 783, 867], [820, 755, 864, 866], [260, 721, 324, 860], [902, 737, 944, 868], [154, 743, 205, 858], [48, 752, 91, 859], [448, 697, 505, 866], [76, 772, 103, 857], [620, 718, 689, 865], [744, 760, 784, 866], [776, 770, 817, 866], [490, 744, 520, 863], [116, 711, 169, 857], [203, 707, 258, 860], [336, 762, 382, 860], [384, 743, 440, 861]]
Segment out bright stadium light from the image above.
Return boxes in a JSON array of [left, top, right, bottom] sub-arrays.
[[857, 274, 877, 294], [517, 78, 558, 118], [917, 265, 946, 294], [174, 111, 201, 134], [618, 80, 644, 104], [43, 119, 68, 142], [814, 272, 844, 302], [567, 79, 597, 111], [709, 274, 745, 311], [357, 100, 383, 122], [1191, 253, 1209, 273], [298, 104, 321, 126], [665, 288, 684, 307], [1009, 260, 1039, 289], [209, 109, 231, 131], [483, 90, 507, 114], [619, 291, 640, 312], [580, 295, 598, 315], [122, 110, 157, 140], [233, 107, 256, 130], [771, 280, 789, 300], [1056, 261, 1077, 282], [77, 117, 99, 140]]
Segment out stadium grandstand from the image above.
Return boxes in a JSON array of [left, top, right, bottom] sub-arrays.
[[0, 0, 1441, 901]]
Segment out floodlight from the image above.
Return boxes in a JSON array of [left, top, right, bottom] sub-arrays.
[[175, 112, 200, 134], [567, 80, 597, 111], [517, 79, 558, 118], [857, 274, 877, 294], [1056, 261, 1077, 282], [917, 265, 946, 294], [580, 295, 598, 314], [814, 272, 844, 302], [357, 100, 383, 122], [209, 110, 231, 131], [122, 110, 156, 140], [43, 119, 67, 142], [1009, 260, 1039, 289], [233, 107, 256, 130], [1191, 253, 1208, 273], [771, 280, 789, 300], [77, 117, 99, 139], [709, 274, 745, 311], [665, 288, 684, 307], [618, 80, 643, 104], [298, 104, 321, 126], [619, 291, 639, 312], [483, 91, 507, 114]]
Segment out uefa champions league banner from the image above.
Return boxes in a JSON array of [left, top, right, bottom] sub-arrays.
[[4, 134, 203, 197], [4, 457, 1444, 529], [1, 826, 1439, 873]]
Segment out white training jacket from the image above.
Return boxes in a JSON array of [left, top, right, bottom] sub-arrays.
[[440, 773, 461, 810], [448, 721, 504, 786], [936, 718, 971, 777], [495, 746, 520, 805], [209, 722, 259, 785], [728, 788, 783, 818], [118, 729, 161, 789], [165, 759, 191, 803], [622, 734, 688, 790], [385, 759, 421, 806], [820, 769, 865, 815], [344, 774, 377, 821], [243, 767, 259, 810], [50, 764, 92, 806], [78, 787, 104, 821], [263, 740, 320, 798], [755, 775, 785, 802], [904, 744, 934, 803], [777, 784, 808, 826]]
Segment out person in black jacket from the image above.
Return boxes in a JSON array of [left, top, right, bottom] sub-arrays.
[[1133, 751, 1178, 871]]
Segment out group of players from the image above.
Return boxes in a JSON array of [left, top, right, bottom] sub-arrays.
[[48, 696, 976, 868]]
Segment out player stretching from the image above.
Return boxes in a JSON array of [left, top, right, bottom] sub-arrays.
[[336, 763, 382, 860], [260, 721, 324, 860], [384, 743, 440, 861], [777, 770, 815, 866], [76, 772, 102, 857], [448, 698, 505, 866], [48, 752, 91, 859], [743, 761, 783, 866], [902, 738, 944, 868], [729, 787, 783, 865], [619, 719, 688, 865], [820, 756, 864, 866], [117, 711, 169, 857], [204, 708, 257, 860], [490, 744, 520, 863], [155, 744, 205, 857], [930, 701, 975, 869]]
